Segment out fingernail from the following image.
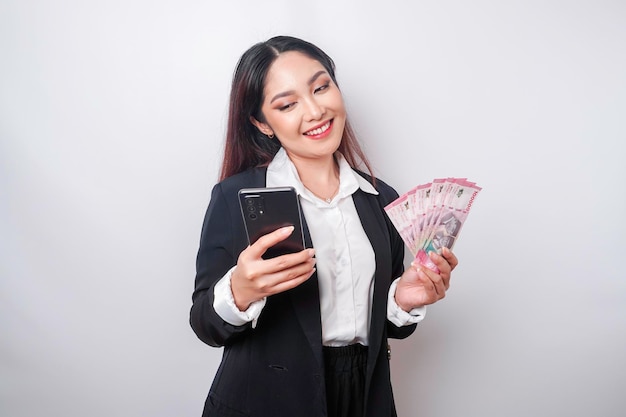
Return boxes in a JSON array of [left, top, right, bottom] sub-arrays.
[[307, 248, 315, 257], [281, 226, 294, 235]]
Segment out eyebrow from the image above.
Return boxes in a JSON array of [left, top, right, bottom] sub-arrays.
[[269, 70, 328, 104]]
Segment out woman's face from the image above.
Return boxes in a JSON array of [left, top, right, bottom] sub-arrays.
[[252, 51, 346, 165]]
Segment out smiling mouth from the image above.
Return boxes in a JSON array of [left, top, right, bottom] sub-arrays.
[[304, 120, 332, 136]]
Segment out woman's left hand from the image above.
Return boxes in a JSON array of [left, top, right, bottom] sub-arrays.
[[394, 247, 459, 312]]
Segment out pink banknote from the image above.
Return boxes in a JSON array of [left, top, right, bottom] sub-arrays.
[[384, 178, 481, 273]]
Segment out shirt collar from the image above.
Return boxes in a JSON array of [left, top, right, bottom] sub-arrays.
[[266, 148, 378, 204]]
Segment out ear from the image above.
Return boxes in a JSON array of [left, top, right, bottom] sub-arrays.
[[249, 116, 273, 137]]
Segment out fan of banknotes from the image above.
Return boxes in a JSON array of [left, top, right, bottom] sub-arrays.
[[384, 178, 481, 273]]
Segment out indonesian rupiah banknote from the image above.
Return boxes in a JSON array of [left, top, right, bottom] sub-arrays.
[[385, 178, 481, 273]]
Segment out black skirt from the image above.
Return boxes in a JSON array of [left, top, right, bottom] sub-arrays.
[[323, 344, 368, 417]]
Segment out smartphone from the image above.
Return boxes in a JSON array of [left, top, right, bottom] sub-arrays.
[[238, 186, 306, 259]]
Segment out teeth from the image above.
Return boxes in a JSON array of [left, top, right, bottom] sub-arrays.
[[305, 121, 331, 136]]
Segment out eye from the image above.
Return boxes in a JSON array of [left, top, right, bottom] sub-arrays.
[[278, 102, 296, 111], [314, 83, 330, 94]]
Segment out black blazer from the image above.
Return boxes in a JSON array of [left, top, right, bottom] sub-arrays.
[[190, 167, 417, 417]]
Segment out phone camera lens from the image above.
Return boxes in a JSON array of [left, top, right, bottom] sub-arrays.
[[249, 213, 257, 220], [247, 205, 255, 212]]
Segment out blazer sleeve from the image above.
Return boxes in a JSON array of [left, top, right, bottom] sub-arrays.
[[189, 181, 253, 347]]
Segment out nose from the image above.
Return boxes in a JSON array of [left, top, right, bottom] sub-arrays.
[[303, 96, 324, 121]]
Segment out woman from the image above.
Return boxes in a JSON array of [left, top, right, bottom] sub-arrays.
[[190, 35, 458, 417]]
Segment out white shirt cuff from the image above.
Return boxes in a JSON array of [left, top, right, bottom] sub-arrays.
[[387, 278, 427, 327], [213, 266, 266, 328]]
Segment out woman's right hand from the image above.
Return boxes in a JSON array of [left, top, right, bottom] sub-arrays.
[[231, 226, 316, 311]]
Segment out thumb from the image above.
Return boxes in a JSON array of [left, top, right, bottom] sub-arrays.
[[401, 263, 421, 283], [248, 226, 294, 257]]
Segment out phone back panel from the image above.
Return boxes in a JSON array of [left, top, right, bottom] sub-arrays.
[[238, 187, 306, 259]]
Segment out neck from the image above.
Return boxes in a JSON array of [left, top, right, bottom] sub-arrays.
[[290, 154, 340, 201], [291, 154, 337, 182]]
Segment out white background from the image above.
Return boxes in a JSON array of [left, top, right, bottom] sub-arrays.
[[1, 1, 625, 416]]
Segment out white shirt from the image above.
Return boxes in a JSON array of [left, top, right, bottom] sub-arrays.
[[213, 148, 425, 346]]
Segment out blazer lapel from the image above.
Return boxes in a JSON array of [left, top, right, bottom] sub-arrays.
[[289, 216, 324, 370], [352, 189, 392, 384], [251, 166, 324, 370]]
